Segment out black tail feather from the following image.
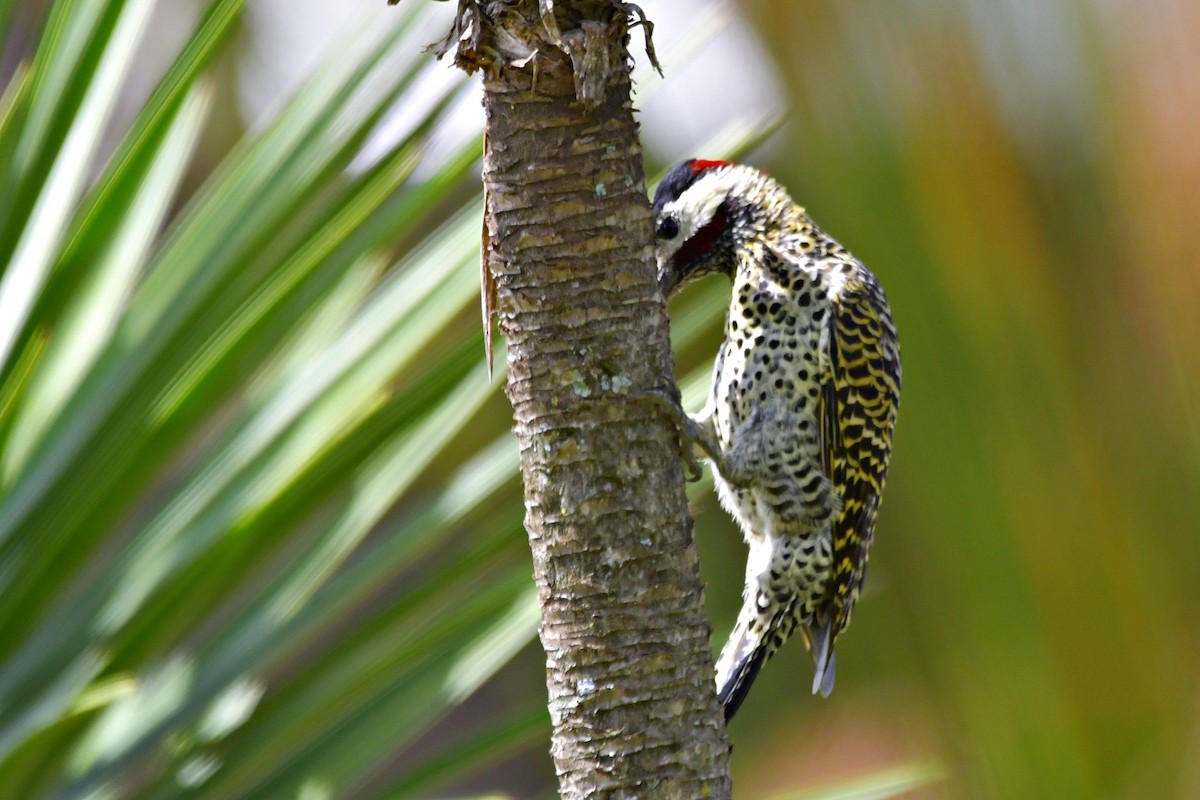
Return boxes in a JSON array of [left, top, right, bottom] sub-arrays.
[[716, 644, 769, 722]]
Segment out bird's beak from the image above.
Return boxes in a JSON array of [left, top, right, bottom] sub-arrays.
[[657, 258, 681, 297]]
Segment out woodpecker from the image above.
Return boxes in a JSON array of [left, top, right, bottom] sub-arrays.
[[652, 159, 901, 721]]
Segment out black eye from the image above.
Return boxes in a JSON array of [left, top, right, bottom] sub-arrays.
[[657, 216, 679, 240]]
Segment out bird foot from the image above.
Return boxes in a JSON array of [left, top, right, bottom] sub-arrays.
[[637, 387, 710, 482]]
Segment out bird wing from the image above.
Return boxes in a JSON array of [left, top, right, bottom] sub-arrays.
[[819, 265, 901, 644]]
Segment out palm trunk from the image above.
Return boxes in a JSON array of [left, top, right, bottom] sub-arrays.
[[433, 1, 733, 797]]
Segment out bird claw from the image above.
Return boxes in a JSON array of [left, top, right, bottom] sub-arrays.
[[680, 438, 706, 483], [637, 388, 709, 482]]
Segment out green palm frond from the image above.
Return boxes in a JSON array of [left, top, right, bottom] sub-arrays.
[[0, 3, 542, 796]]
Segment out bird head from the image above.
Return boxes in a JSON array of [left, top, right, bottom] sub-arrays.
[[651, 159, 739, 296]]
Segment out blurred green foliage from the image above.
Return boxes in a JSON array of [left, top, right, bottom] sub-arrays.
[[1, 0, 1194, 798], [0, 1, 547, 796]]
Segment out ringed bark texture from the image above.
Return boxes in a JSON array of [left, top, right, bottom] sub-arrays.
[[479, 6, 733, 799]]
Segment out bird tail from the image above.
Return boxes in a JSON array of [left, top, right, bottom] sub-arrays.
[[715, 602, 839, 720], [804, 614, 837, 697], [714, 593, 799, 722], [714, 612, 769, 722]]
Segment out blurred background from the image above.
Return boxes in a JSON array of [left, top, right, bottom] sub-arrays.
[[0, 0, 1197, 797]]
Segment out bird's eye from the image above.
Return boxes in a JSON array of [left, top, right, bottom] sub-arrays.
[[657, 216, 679, 240]]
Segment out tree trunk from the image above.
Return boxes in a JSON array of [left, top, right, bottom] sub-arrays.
[[433, 1, 734, 797]]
